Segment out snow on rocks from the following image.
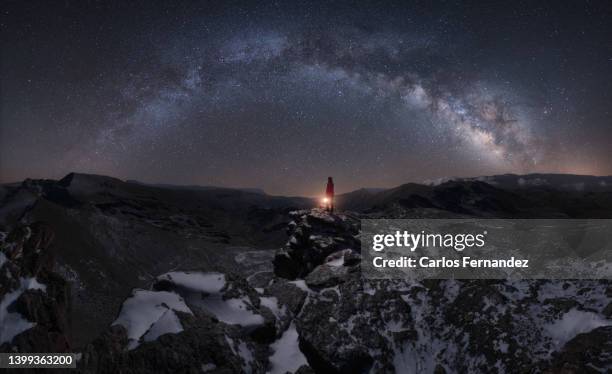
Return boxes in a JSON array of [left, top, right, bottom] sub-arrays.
[[0, 277, 46, 344], [544, 308, 612, 351], [324, 250, 346, 267], [141, 308, 184, 343], [157, 271, 226, 294], [225, 335, 257, 373], [273, 209, 360, 279], [288, 279, 311, 293], [259, 296, 285, 320], [112, 270, 275, 350], [105, 211, 612, 372], [197, 295, 264, 326], [268, 323, 308, 374], [0, 223, 70, 352], [156, 271, 265, 328], [292, 257, 612, 373], [112, 289, 192, 350]]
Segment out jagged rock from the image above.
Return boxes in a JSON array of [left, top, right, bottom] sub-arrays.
[[295, 365, 316, 374], [152, 271, 278, 345], [0, 223, 71, 353], [304, 263, 352, 289], [80, 311, 258, 373], [273, 209, 360, 279], [246, 270, 275, 290], [272, 249, 302, 279], [265, 278, 307, 317], [295, 279, 415, 373]]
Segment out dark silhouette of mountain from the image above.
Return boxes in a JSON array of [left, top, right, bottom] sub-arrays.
[[426, 173, 612, 191], [337, 174, 612, 218], [125, 179, 268, 195]]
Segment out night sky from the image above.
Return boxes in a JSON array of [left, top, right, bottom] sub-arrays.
[[2, 1, 611, 195]]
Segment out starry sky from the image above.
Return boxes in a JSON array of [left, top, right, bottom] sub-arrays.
[[2, 1, 611, 196]]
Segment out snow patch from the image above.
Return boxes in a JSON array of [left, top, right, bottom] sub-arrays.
[[196, 295, 264, 326], [326, 256, 344, 267], [225, 335, 255, 373], [259, 296, 285, 319], [112, 289, 191, 350], [268, 323, 307, 374], [237, 340, 255, 373], [158, 271, 264, 328], [0, 277, 47, 344], [544, 308, 612, 350], [142, 308, 184, 342], [443, 280, 460, 302], [157, 271, 225, 293], [288, 279, 311, 292]]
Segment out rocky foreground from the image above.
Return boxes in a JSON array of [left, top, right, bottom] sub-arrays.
[[1, 209, 612, 373]]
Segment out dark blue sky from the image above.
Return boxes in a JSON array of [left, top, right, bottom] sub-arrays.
[[2, 1, 611, 195]]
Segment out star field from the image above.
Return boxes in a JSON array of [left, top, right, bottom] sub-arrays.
[[2, 1, 611, 195]]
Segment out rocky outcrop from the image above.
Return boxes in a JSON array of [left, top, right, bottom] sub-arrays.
[[79, 268, 314, 373], [270, 210, 612, 373], [273, 209, 360, 279], [0, 223, 71, 353], [1, 208, 611, 374], [80, 312, 257, 373]]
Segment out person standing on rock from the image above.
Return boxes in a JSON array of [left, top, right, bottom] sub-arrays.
[[325, 177, 334, 212]]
